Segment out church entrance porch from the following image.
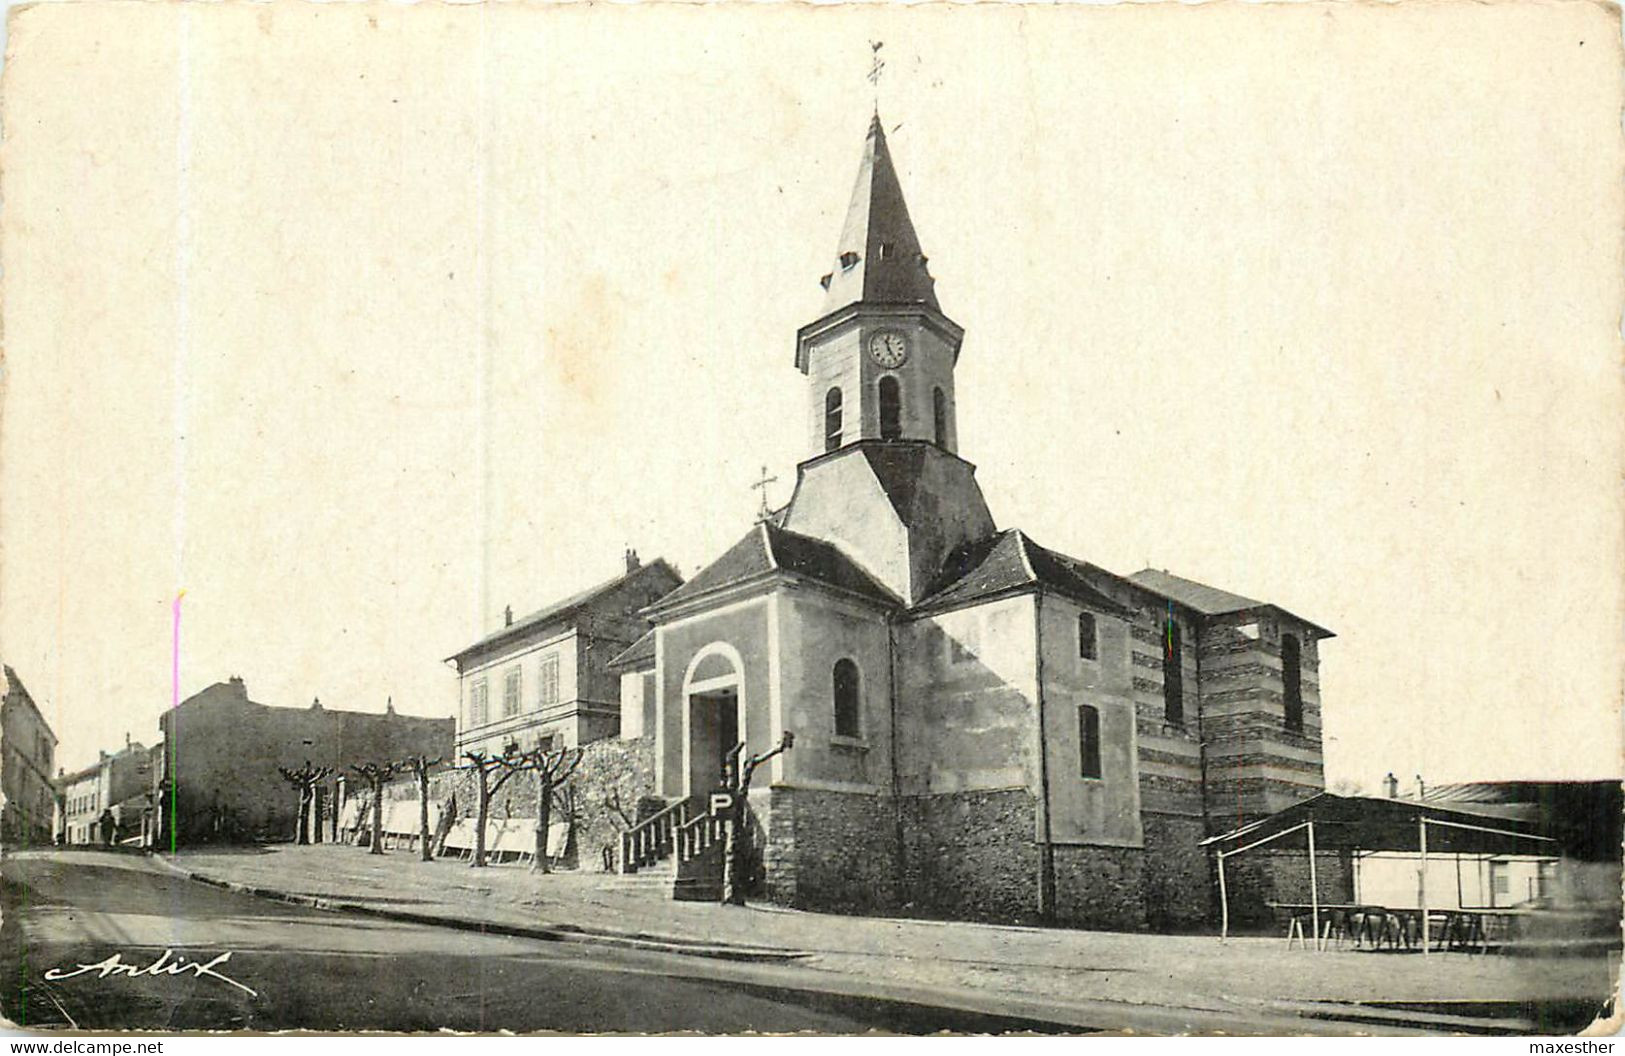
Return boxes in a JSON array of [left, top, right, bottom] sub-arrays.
[[686, 687, 739, 797]]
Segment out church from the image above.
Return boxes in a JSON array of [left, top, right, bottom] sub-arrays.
[[556, 114, 1333, 929]]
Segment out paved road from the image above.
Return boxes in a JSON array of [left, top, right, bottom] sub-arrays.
[[1, 851, 1079, 1034]]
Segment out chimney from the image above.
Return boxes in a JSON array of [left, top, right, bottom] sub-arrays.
[[624, 548, 640, 573], [1383, 772, 1399, 798], [386, 696, 396, 716], [124, 732, 131, 750], [311, 695, 323, 710], [504, 605, 514, 627], [1415, 774, 1426, 800]]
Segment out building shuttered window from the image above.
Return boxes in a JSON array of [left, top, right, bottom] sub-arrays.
[[538, 653, 561, 709], [503, 667, 522, 717]]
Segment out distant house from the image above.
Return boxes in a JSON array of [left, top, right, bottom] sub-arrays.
[[1, 666, 57, 847], [57, 736, 150, 846], [446, 551, 681, 757], [156, 676, 453, 846]]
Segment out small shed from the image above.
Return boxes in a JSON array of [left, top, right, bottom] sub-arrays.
[[1200, 792, 1557, 951]]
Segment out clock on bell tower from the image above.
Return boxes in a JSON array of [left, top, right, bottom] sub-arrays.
[[780, 113, 995, 605], [794, 114, 965, 458]]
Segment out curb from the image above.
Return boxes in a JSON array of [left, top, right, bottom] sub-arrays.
[[158, 858, 807, 965]]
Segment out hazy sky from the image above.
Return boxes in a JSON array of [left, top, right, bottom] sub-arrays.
[[4, 2, 1620, 788]]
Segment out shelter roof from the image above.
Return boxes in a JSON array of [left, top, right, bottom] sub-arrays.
[[1200, 792, 1557, 858]]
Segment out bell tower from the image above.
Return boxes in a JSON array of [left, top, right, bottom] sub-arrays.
[[795, 115, 964, 458], [783, 114, 995, 604]]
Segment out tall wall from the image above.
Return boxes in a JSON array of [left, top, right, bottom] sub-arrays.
[[161, 679, 454, 845]]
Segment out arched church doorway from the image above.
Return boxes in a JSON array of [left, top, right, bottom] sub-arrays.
[[683, 645, 745, 797]]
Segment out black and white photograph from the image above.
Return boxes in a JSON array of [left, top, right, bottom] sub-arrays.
[[1, 2, 1620, 1039]]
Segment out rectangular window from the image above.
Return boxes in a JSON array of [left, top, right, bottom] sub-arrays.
[[1491, 862, 1510, 896], [1078, 705, 1102, 779], [1078, 612, 1097, 661], [538, 653, 561, 708], [469, 678, 488, 726], [503, 667, 522, 717], [1162, 613, 1184, 726], [1282, 634, 1304, 732]]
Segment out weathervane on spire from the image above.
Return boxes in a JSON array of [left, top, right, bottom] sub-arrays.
[[867, 40, 885, 113]]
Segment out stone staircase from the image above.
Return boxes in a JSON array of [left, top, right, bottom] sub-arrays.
[[616, 794, 728, 901]]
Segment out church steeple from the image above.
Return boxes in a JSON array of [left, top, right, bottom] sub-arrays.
[[818, 114, 940, 316]]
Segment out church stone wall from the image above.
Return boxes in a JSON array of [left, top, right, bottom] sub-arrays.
[[1221, 849, 1353, 930], [763, 786, 897, 912], [1140, 813, 1213, 929], [1051, 844, 1148, 931], [897, 788, 1042, 922]]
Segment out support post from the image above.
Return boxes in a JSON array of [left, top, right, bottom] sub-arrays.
[[1217, 851, 1230, 942], [1307, 820, 1321, 951], [1418, 817, 1430, 957]]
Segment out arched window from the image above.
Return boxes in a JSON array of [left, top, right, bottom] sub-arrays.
[[824, 387, 843, 452], [1282, 633, 1304, 732], [933, 387, 948, 447], [1078, 705, 1102, 779], [833, 658, 861, 739], [1162, 614, 1184, 726], [1077, 612, 1097, 661], [878, 375, 902, 440]]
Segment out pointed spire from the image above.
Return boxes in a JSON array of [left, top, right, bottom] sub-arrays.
[[818, 114, 939, 315]]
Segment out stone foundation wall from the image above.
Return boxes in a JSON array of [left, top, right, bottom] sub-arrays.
[[1051, 843, 1147, 930], [1222, 848, 1353, 930], [897, 788, 1041, 922], [362, 739, 655, 869], [1139, 813, 1212, 929], [764, 786, 898, 912], [569, 736, 656, 872]]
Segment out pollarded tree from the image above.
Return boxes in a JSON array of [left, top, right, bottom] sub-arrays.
[[276, 761, 334, 846], [527, 745, 584, 874], [350, 761, 400, 856], [398, 754, 443, 862], [721, 731, 795, 906], [461, 746, 531, 868]]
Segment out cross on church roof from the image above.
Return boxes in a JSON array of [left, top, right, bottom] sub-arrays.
[[751, 465, 779, 523]]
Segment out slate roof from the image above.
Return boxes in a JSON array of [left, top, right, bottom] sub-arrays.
[[915, 530, 1131, 615], [606, 629, 656, 672], [1128, 568, 1333, 637], [446, 559, 680, 664], [652, 523, 899, 611], [1126, 569, 1264, 615], [818, 114, 940, 316]]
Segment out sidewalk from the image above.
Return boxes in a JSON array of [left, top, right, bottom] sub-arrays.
[[166, 844, 1616, 1033]]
